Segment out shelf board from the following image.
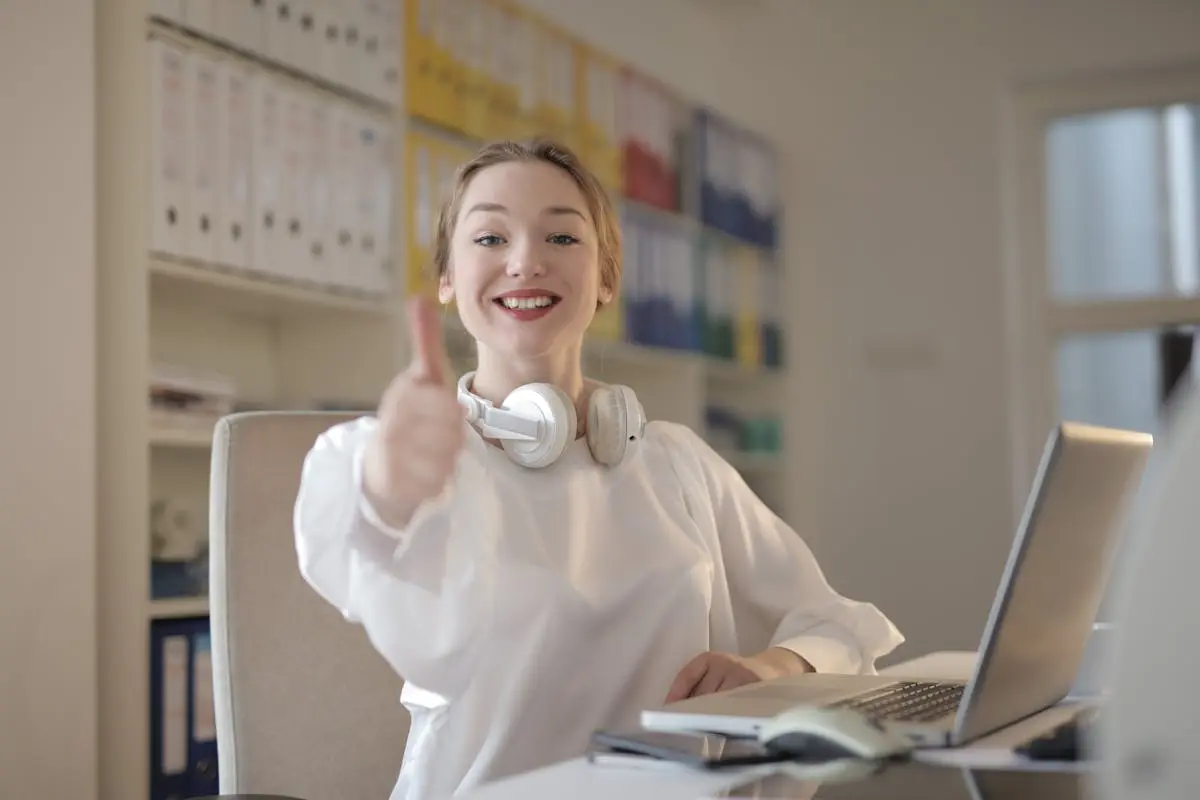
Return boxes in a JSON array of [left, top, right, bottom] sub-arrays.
[[149, 596, 209, 619], [149, 255, 395, 317], [149, 425, 214, 449], [705, 358, 784, 383]]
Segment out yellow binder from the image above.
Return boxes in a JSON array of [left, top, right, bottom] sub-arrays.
[[734, 245, 762, 366], [404, 130, 439, 299]]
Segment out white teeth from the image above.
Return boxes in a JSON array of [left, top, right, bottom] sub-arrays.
[[500, 296, 555, 310]]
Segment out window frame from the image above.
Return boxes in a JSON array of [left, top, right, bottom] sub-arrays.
[[1003, 60, 1200, 516]]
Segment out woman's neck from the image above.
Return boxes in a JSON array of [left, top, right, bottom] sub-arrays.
[[470, 344, 589, 436]]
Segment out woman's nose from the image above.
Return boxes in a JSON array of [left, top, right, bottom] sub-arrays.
[[506, 243, 545, 278]]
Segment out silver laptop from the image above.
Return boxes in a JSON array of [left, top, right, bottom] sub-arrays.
[[641, 421, 1152, 747]]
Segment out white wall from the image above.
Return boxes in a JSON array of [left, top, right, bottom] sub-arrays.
[[0, 1, 97, 798], [521, 0, 1200, 662]]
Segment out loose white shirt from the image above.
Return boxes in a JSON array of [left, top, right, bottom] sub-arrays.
[[293, 416, 904, 800]]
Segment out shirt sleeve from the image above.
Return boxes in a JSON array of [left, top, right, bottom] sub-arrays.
[[674, 426, 905, 675], [292, 416, 482, 698]]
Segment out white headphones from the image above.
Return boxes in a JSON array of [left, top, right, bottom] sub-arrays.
[[456, 371, 647, 469]]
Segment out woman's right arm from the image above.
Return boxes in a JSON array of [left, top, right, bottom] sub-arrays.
[[293, 415, 483, 698]]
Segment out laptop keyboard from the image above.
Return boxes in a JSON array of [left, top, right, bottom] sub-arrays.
[[829, 681, 966, 722]]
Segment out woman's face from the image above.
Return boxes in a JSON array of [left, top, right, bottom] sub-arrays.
[[439, 160, 607, 360]]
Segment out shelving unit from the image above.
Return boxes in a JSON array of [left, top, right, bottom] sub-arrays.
[[97, 2, 789, 799]]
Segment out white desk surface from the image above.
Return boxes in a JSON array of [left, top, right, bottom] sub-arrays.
[[460, 650, 1069, 800]]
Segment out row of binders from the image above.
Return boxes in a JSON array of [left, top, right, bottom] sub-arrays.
[[150, 0, 400, 106], [149, 35, 394, 296], [150, 616, 218, 800], [401, 0, 778, 252], [619, 209, 785, 369]]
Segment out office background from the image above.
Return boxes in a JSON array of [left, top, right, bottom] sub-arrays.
[[3, 1, 1200, 798]]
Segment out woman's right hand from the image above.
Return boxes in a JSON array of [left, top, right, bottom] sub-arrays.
[[362, 296, 465, 530]]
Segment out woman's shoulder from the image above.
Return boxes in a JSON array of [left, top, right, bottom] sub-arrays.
[[640, 420, 725, 477]]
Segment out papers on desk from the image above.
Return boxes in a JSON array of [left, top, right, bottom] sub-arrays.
[[913, 701, 1095, 774]]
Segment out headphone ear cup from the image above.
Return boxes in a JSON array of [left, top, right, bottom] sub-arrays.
[[587, 384, 644, 467], [500, 383, 576, 469]]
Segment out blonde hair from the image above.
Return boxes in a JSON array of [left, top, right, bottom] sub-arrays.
[[432, 138, 622, 306]]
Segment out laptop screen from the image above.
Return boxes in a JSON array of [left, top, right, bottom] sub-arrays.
[[951, 422, 1151, 743]]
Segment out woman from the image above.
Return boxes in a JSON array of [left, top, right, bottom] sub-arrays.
[[293, 139, 904, 800]]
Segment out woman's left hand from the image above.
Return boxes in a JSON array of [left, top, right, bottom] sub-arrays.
[[664, 648, 814, 703]]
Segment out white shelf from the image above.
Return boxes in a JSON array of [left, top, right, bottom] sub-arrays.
[[148, 596, 209, 619], [150, 255, 395, 318], [149, 425, 214, 449]]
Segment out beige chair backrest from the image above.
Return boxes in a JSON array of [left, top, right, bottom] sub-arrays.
[[208, 411, 409, 800]]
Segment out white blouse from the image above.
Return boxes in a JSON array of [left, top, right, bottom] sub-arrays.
[[293, 416, 904, 800]]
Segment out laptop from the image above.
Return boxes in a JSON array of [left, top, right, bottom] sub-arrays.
[[641, 421, 1152, 748]]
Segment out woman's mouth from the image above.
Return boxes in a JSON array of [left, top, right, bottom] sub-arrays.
[[494, 294, 561, 321]]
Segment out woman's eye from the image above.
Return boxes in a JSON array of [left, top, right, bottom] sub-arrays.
[[548, 233, 580, 246], [474, 234, 505, 247]]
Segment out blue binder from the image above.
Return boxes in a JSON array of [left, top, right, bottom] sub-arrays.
[[150, 616, 219, 800]]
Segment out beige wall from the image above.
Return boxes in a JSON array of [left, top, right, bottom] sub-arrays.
[[521, 0, 1200, 662], [0, 0, 97, 797]]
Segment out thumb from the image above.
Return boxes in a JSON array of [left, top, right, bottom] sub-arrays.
[[408, 295, 451, 386]]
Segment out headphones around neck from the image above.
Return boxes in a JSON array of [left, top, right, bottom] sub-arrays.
[[456, 371, 647, 469]]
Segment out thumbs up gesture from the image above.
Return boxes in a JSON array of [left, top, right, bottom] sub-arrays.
[[362, 296, 466, 530]]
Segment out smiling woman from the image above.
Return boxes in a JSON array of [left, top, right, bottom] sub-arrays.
[[291, 137, 904, 800]]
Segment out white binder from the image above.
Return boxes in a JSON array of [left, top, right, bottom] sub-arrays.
[[290, 1, 321, 78], [330, 103, 364, 291], [185, 50, 220, 264], [215, 59, 253, 271], [354, 115, 392, 294], [304, 96, 335, 288], [264, 0, 299, 70], [149, 38, 191, 259], [251, 73, 284, 279], [278, 84, 312, 283]]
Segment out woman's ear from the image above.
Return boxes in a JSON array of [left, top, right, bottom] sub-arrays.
[[598, 285, 614, 305], [437, 273, 454, 304]]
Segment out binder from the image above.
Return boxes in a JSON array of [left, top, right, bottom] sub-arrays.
[[734, 245, 761, 366], [265, 0, 303, 74], [352, 113, 393, 295], [251, 72, 285, 279], [405, 130, 436, 297], [331, 103, 366, 291], [460, 0, 490, 138], [185, 50, 221, 264], [149, 37, 191, 259], [338, 0, 368, 95], [150, 616, 219, 800], [289, 1, 323, 84], [279, 83, 312, 283], [760, 258, 783, 368], [441, 0, 468, 133], [620, 206, 643, 345], [577, 46, 621, 191], [214, 59, 254, 272], [304, 94, 334, 288], [404, 0, 439, 123], [375, 0, 403, 105], [511, 6, 539, 139], [488, 0, 519, 139], [190, 630, 219, 795], [149, 620, 191, 799]]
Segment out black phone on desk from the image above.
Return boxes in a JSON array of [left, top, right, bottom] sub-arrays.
[[589, 729, 785, 770]]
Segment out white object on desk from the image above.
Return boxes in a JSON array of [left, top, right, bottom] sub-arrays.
[[1099, 384, 1200, 800], [461, 651, 975, 800]]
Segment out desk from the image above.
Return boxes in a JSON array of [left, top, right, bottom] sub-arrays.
[[460, 651, 1045, 800]]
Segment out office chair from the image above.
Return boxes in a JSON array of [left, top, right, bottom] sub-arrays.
[[209, 411, 409, 800]]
